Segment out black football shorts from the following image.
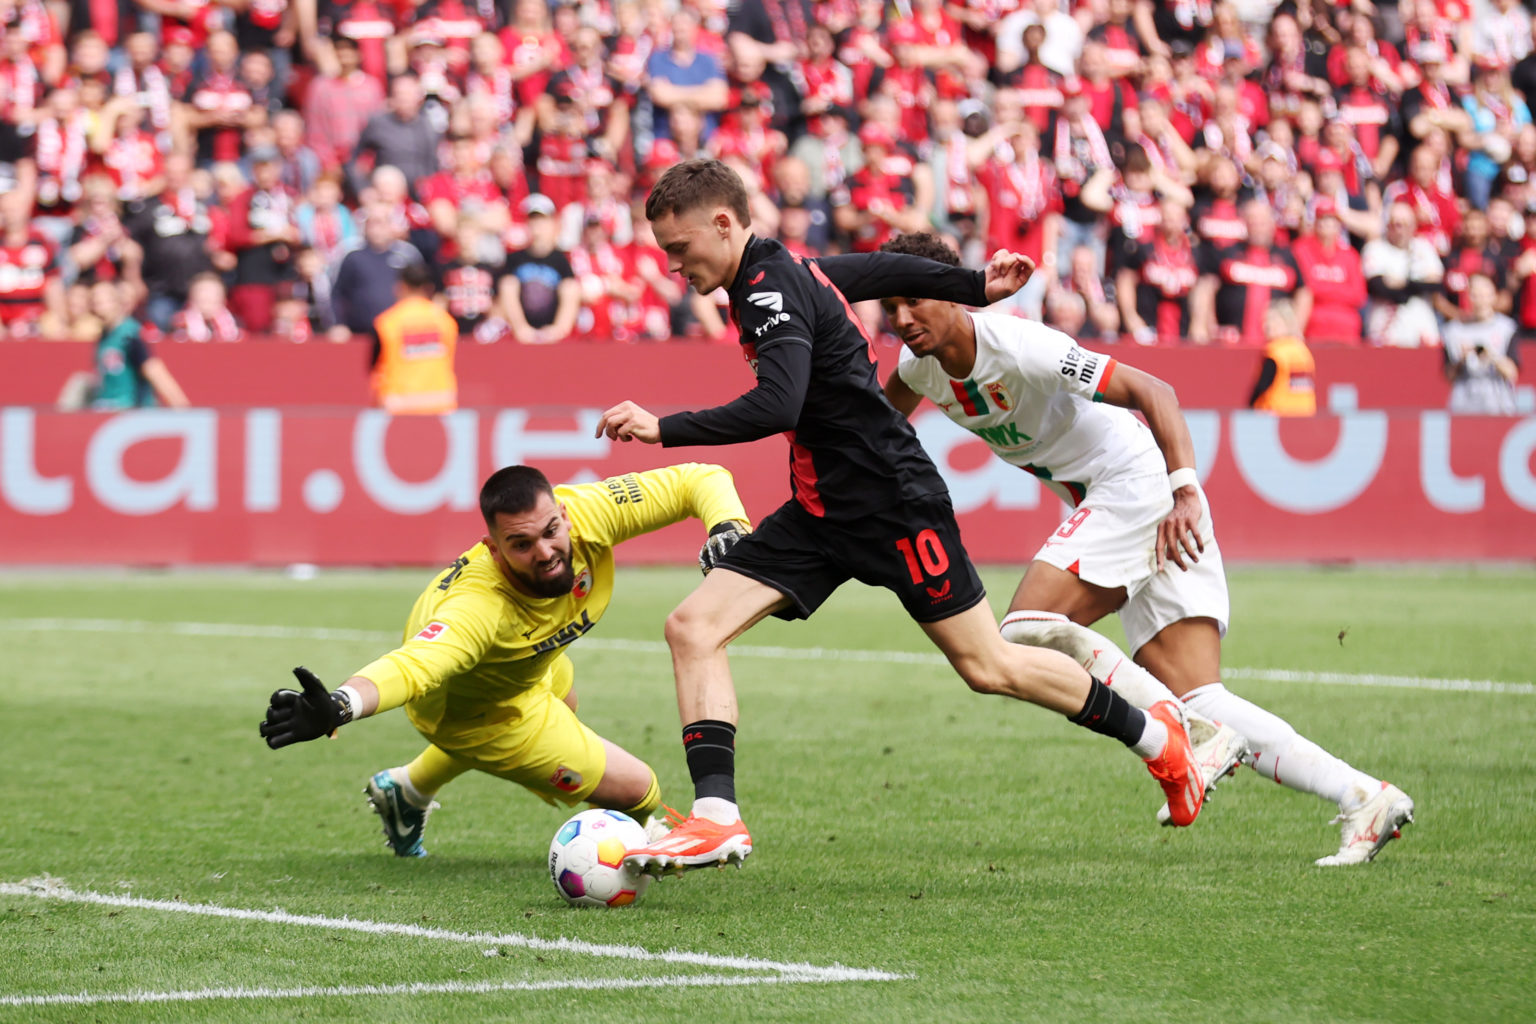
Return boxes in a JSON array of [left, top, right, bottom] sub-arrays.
[[716, 492, 987, 623]]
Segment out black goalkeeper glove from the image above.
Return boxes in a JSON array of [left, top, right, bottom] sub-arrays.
[[699, 519, 749, 575], [260, 667, 352, 749]]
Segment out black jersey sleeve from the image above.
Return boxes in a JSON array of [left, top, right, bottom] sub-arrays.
[[657, 337, 813, 446], [810, 251, 988, 305]]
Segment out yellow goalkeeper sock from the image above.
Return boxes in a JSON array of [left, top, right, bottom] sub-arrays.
[[401, 745, 470, 806], [613, 768, 662, 824]]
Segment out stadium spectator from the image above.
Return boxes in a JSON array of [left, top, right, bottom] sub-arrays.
[[301, 35, 385, 172], [533, 93, 592, 214], [1461, 62, 1532, 211], [225, 145, 300, 332], [1048, 242, 1119, 342], [498, 193, 579, 344], [331, 202, 425, 344], [1292, 198, 1366, 346], [1362, 202, 1444, 348], [91, 94, 165, 204], [1082, 141, 1194, 271], [441, 222, 501, 341], [644, 7, 728, 147], [570, 214, 642, 342], [542, 25, 629, 167], [1438, 208, 1512, 322], [129, 151, 213, 331], [1117, 197, 1199, 346], [1052, 75, 1117, 271], [371, 260, 458, 414], [420, 133, 509, 252], [295, 171, 360, 265], [1400, 42, 1473, 148], [1003, 24, 1064, 131], [0, 188, 65, 339], [1192, 200, 1306, 347], [88, 281, 190, 410], [348, 73, 439, 198], [1248, 300, 1316, 415], [66, 173, 143, 300], [997, 0, 1084, 79], [499, 0, 566, 112], [269, 109, 321, 199], [171, 272, 244, 343], [1442, 273, 1520, 415], [180, 31, 256, 166]]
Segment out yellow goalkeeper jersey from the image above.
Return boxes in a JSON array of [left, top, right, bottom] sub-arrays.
[[353, 463, 748, 732]]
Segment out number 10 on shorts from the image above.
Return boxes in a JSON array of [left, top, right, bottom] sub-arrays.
[[895, 529, 951, 584]]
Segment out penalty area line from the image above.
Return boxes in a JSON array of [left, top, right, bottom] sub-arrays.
[[2, 617, 1531, 695], [0, 879, 907, 985], [0, 974, 809, 1008]]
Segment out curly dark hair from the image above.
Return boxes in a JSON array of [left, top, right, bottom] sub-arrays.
[[878, 232, 961, 268]]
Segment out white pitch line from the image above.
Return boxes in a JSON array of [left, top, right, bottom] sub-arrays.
[[0, 880, 906, 984], [0, 974, 800, 1008], [1, 617, 1530, 695]]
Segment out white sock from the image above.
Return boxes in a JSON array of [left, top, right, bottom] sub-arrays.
[[1181, 684, 1378, 810], [1129, 711, 1168, 760], [391, 766, 435, 809], [692, 796, 739, 824]]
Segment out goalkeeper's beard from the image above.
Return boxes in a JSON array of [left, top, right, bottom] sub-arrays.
[[510, 544, 577, 598]]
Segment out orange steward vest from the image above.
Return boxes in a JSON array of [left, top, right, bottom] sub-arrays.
[[372, 294, 459, 414], [1253, 335, 1316, 416]]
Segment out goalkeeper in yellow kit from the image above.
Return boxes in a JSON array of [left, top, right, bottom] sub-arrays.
[[260, 462, 751, 858]]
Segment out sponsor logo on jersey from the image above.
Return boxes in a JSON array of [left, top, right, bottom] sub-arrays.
[[415, 621, 449, 641], [984, 381, 1013, 411], [748, 270, 765, 285], [550, 765, 584, 792], [752, 311, 792, 336], [970, 421, 1033, 450], [747, 290, 783, 312], [1058, 346, 1100, 382], [532, 610, 596, 653], [925, 579, 953, 603], [572, 568, 592, 599]]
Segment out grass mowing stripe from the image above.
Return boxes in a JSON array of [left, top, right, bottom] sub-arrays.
[[0, 975, 810, 1008], [0, 880, 908, 984], [2, 617, 1530, 694]]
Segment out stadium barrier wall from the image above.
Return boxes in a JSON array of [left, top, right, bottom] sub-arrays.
[[3, 407, 1533, 565], [6, 339, 1527, 411]]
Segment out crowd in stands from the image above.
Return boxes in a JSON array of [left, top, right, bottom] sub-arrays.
[[0, 0, 1531, 403]]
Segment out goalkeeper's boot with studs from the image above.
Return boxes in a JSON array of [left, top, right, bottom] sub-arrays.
[[623, 813, 752, 876], [1155, 718, 1250, 826], [364, 769, 438, 858], [1315, 782, 1414, 866], [1143, 701, 1205, 827]]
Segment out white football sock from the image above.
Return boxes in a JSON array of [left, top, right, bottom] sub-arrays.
[[692, 797, 740, 824], [1180, 684, 1378, 810], [392, 766, 435, 809], [1130, 712, 1168, 760], [1001, 611, 1206, 730]]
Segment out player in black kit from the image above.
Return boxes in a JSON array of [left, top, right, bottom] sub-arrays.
[[596, 159, 1206, 874]]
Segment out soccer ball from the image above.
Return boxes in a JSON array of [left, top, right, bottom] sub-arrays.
[[549, 808, 652, 908]]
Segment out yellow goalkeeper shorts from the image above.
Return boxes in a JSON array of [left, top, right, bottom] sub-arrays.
[[405, 654, 607, 806]]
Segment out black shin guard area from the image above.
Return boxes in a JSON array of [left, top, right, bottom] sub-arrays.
[[1069, 677, 1147, 748], [683, 719, 737, 802]]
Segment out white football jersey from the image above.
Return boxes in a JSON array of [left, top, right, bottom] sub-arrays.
[[897, 312, 1162, 505]]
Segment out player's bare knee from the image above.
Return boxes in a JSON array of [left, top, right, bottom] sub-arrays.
[[663, 605, 724, 658], [957, 659, 1014, 696]]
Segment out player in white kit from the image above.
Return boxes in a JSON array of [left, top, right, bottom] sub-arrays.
[[877, 233, 1414, 866]]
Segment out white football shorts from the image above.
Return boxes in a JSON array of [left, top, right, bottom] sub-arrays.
[[1029, 470, 1230, 653]]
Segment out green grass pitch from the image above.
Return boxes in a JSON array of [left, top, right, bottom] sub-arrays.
[[1, 565, 1534, 1023]]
